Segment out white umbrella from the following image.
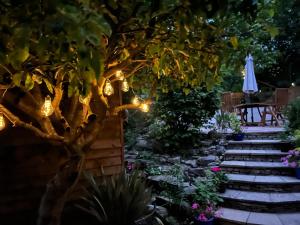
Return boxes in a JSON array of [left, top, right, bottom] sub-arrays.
[[243, 54, 258, 93]]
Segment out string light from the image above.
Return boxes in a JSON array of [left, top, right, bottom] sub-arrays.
[[0, 113, 6, 131], [41, 95, 54, 117], [115, 70, 124, 80], [140, 103, 149, 113], [132, 96, 140, 106], [242, 68, 246, 78], [104, 79, 114, 96], [291, 82, 296, 87], [121, 79, 129, 92]]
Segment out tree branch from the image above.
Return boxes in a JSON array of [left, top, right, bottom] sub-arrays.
[[0, 104, 64, 141]]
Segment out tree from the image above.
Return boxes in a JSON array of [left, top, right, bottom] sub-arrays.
[[0, 0, 277, 224]]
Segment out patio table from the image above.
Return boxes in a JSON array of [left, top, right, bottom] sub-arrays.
[[233, 103, 280, 126]]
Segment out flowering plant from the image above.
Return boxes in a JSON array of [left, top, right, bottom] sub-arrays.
[[281, 149, 300, 168], [191, 202, 221, 222], [206, 167, 228, 190]]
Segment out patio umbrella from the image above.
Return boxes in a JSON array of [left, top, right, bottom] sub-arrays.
[[242, 54, 258, 123], [243, 54, 258, 93]]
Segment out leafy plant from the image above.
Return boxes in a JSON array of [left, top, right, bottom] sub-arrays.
[[148, 87, 220, 153], [281, 149, 300, 168], [229, 113, 242, 134], [77, 172, 152, 225], [286, 98, 300, 131], [215, 112, 231, 132], [205, 167, 228, 192], [193, 180, 223, 206], [160, 164, 186, 205]]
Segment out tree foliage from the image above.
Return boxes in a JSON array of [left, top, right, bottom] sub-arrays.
[[0, 0, 284, 224], [148, 87, 220, 153]]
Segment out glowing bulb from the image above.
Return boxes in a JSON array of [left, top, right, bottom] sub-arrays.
[[292, 82, 296, 87], [41, 95, 54, 117], [104, 80, 114, 96], [242, 68, 246, 77], [0, 114, 6, 131], [121, 79, 129, 92], [115, 70, 124, 80], [140, 103, 149, 113], [132, 96, 140, 106]]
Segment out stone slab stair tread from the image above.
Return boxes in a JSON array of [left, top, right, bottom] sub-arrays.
[[218, 207, 300, 225], [221, 161, 288, 168], [220, 189, 300, 204], [228, 140, 285, 144], [225, 149, 287, 155], [227, 174, 300, 184]]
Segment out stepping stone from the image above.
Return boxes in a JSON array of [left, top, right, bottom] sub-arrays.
[[221, 161, 287, 168], [227, 174, 300, 184], [228, 140, 285, 144], [220, 189, 300, 212], [247, 211, 283, 225], [221, 189, 300, 203], [218, 208, 300, 225], [225, 149, 287, 155]]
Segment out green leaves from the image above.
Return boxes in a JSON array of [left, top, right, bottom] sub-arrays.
[[266, 26, 279, 38], [25, 74, 34, 90], [8, 47, 29, 69]]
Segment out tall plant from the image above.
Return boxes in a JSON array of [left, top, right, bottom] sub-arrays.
[[149, 87, 220, 153]]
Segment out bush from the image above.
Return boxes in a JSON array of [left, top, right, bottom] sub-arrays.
[[148, 87, 220, 154], [76, 172, 152, 225], [286, 98, 300, 131]]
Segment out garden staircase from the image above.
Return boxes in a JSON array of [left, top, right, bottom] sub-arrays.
[[218, 130, 300, 225]]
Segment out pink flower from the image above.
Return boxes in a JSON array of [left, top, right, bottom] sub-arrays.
[[192, 203, 199, 209], [211, 167, 221, 172], [205, 206, 213, 213], [197, 213, 208, 221], [290, 161, 298, 168], [283, 160, 289, 166]]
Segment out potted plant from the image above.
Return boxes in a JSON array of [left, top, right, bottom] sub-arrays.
[[192, 180, 223, 225], [229, 113, 244, 141], [210, 167, 228, 193], [191, 202, 221, 225], [281, 149, 300, 179]]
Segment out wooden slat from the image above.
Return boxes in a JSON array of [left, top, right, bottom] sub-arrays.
[[87, 165, 122, 176], [86, 148, 121, 159], [85, 156, 121, 169], [90, 139, 122, 149]]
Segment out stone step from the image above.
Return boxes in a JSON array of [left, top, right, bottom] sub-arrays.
[[221, 161, 293, 175], [227, 140, 290, 150], [243, 132, 283, 140], [220, 189, 300, 213], [226, 174, 300, 192], [217, 207, 300, 225], [224, 149, 287, 162]]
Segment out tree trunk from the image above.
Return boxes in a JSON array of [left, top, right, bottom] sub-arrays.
[[37, 155, 84, 225]]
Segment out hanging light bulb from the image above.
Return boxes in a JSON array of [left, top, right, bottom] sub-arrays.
[[41, 95, 54, 117], [0, 113, 6, 131], [132, 96, 140, 106], [140, 103, 149, 113], [104, 79, 114, 96], [121, 79, 129, 92], [242, 68, 246, 79], [115, 70, 124, 80]]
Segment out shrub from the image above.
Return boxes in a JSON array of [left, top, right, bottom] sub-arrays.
[[148, 87, 220, 153], [76, 172, 152, 225], [286, 98, 300, 131]]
